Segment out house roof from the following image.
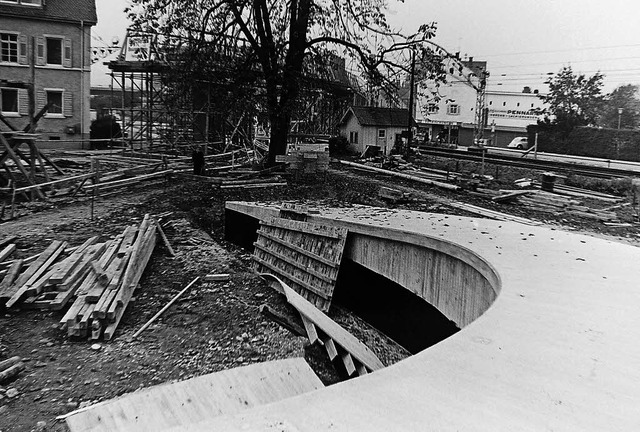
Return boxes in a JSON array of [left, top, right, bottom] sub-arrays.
[[0, 0, 97, 25], [342, 106, 413, 127]]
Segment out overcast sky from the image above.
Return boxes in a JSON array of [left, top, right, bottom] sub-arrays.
[[93, 0, 640, 93]]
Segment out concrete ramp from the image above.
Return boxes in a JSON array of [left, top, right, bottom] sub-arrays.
[[65, 358, 323, 432]]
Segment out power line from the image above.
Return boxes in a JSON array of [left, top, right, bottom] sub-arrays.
[[491, 56, 640, 70], [476, 43, 640, 58]]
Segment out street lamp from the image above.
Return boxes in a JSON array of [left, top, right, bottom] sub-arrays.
[[618, 108, 623, 130]]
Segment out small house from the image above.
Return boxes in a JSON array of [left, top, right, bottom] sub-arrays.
[[339, 107, 413, 156]]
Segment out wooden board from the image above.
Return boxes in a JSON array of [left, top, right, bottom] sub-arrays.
[[252, 217, 347, 311], [65, 358, 323, 432], [263, 273, 384, 375]]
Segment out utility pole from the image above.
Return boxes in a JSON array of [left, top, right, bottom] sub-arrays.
[[473, 69, 489, 145], [405, 48, 416, 159]]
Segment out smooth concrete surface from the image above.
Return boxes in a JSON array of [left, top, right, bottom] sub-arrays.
[[203, 201, 640, 431], [66, 358, 323, 432]]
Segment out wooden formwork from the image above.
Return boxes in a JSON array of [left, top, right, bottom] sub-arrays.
[[252, 217, 347, 312]]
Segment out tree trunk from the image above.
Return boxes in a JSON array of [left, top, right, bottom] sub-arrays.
[[263, 0, 312, 167], [268, 111, 290, 166]]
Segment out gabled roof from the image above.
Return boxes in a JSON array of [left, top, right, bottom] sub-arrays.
[[0, 0, 97, 25], [341, 106, 413, 128]]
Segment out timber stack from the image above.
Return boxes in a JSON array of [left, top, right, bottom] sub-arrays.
[[0, 215, 159, 341], [280, 144, 330, 180]]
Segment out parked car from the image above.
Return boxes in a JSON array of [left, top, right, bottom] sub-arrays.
[[507, 137, 529, 149]]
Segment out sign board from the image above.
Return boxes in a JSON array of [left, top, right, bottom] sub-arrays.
[[125, 34, 151, 61]]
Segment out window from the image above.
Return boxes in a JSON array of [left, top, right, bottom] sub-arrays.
[[349, 131, 359, 144], [447, 104, 459, 115], [0, 0, 42, 5], [46, 90, 63, 115], [489, 101, 493, 106], [502, 102, 506, 107], [378, 129, 386, 139], [427, 103, 438, 114], [0, 32, 18, 63], [1, 88, 19, 114], [46, 37, 63, 65]]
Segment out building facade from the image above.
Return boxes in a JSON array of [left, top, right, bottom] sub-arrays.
[[339, 106, 412, 156], [416, 59, 546, 147], [0, 0, 97, 143]]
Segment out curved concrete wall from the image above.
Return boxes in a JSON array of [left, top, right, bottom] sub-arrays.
[[347, 233, 498, 328], [217, 201, 640, 431]]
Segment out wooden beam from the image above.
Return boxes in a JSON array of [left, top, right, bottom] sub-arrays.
[[155, 222, 175, 257], [262, 273, 385, 372], [0, 244, 16, 263], [0, 134, 45, 199], [320, 334, 339, 361], [259, 304, 306, 337], [131, 277, 200, 339], [301, 315, 319, 345]]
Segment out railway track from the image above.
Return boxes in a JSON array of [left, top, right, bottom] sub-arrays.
[[416, 146, 640, 179]]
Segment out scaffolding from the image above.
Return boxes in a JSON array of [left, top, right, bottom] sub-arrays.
[[107, 31, 361, 156]]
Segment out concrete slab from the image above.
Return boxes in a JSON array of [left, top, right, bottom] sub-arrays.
[[65, 358, 323, 432], [196, 201, 640, 431]]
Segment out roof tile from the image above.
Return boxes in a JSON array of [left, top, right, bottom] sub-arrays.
[[0, 0, 97, 25]]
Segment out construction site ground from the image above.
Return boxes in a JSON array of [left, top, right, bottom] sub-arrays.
[[1, 154, 639, 432]]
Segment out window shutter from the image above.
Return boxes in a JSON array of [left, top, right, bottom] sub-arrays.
[[19, 35, 28, 65], [36, 36, 45, 66], [63, 38, 72, 68], [64, 92, 73, 117], [37, 91, 46, 111], [18, 89, 29, 116]]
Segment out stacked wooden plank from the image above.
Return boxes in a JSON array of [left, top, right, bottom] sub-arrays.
[[518, 190, 620, 222], [252, 217, 347, 312], [281, 145, 330, 179], [0, 215, 159, 341]]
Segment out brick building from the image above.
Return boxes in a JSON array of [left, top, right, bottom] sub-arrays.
[[0, 0, 97, 143]]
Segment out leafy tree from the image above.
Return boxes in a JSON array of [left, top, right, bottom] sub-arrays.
[[538, 66, 605, 131], [599, 84, 640, 130], [125, 0, 447, 165]]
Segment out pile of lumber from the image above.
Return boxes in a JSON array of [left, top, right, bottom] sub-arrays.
[[518, 190, 620, 222], [174, 167, 287, 190], [0, 215, 160, 341], [280, 145, 330, 179]]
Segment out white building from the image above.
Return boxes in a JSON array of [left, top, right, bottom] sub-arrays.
[[415, 59, 546, 147]]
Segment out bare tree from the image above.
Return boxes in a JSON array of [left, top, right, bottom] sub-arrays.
[[126, 0, 446, 165]]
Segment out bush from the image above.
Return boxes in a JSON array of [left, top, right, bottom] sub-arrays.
[[531, 124, 640, 162], [90, 115, 122, 146], [329, 135, 349, 155]]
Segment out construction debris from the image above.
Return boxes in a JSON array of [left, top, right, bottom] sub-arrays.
[[378, 186, 413, 204], [203, 273, 230, 282], [131, 277, 200, 339], [262, 273, 384, 378], [0, 356, 24, 384], [0, 215, 161, 341], [517, 190, 620, 222], [339, 159, 461, 191]]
